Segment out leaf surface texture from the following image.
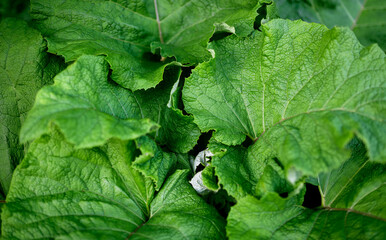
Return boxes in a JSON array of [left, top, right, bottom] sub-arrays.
[[183, 19, 386, 176], [227, 140, 386, 239], [31, 0, 261, 90], [2, 133, 225, 239], [20, 55, 199, 152], [0, 18, 64, 194], [20, 55, 158, 149]]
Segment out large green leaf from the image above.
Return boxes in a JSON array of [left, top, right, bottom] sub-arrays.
[[31, 0, 261, 90], [227, 140, 386, 239], [20, 55, 199, 152], [1, 132, 226, 239], [0, 18, 64, 194], [275, 0, 386, 51], [20, 55, 158, 149], [183, 19, 386, 176]]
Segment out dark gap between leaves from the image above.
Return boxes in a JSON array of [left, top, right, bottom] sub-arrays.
[[0, 184, 5, 200], [189, 131, 213, 157], [178, 66, 195, 113], [142, 50, 163, 62], [106, 67, 114, 85], [254, 3, 268, 31], [195, 163, 206, 173], [210, 32, 233, 42], [279, 192, 289, 198], [272, 157, 285, 170], [180, 66, 194, 80], [242, 136, 255, 148], [133, 147, 142, 159], [302, 183, 322, 209], [203, 189, 236, 219]]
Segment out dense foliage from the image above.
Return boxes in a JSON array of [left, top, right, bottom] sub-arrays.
[[1, 0, 385, 239]]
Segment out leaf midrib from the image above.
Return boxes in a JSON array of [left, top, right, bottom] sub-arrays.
[[323, 207, 386, 222], [351, 0, 367, 30], [255, 107, 382, 143], [323, 159, 369, 207], [299, 206, 385, 240], [44, 0, 249, 48]]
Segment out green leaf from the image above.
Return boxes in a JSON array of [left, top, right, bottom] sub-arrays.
[[254, 164, 294, 198], [275, 0, 386, 51], [183, 19, 386, 176], [352, 0, 386, 51], [31, 0, 261, 90], [1, 132, 226, 239], [133, 68, 200, 153], [175, 153, 193, 172], [209, 140, 288, 199], [209, 142, 255, 199], [134, 136, 177, 191], [318, 139, 386, 214], [155, 108, 200, 153], [101, 138, 155, 216], [274, 0, 362, 27], [21, 55, 199, 152], [20, 55, 158, 149], [201, 166, 220, 192], [227, 140, 386, 239], [0, 18, 64, 195]]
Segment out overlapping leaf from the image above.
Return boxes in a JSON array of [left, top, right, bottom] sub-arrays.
[[201, 166, 220, 192], [134, 136, 177, 191], [318, 139, 386, 216], [19, 55, 158, 149], [183, 19, 386, 176], [274, 0, 386, 50], [133, 69, 201, 153], [31, 0, 261, 90], [227, 140, 386, 239], [208, 140, 291, 199], [1, 132, 226, 239], [0, 19, 64, 194], [274, 0, 364, 27], [20, 55, 200, 152]]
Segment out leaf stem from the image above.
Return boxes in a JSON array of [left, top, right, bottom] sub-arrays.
[[154, 0, 164, 43], [125, 222, 146, 239]]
